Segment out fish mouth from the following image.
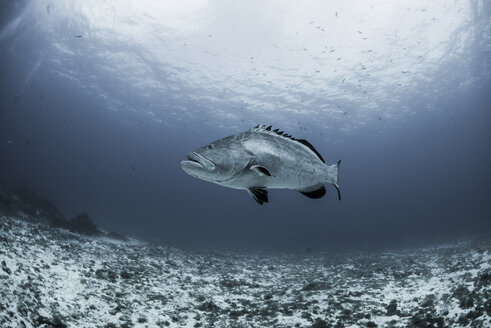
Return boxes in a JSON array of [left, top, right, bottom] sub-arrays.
[[181, 152, 216, 171], [186, 153, 203, 167]]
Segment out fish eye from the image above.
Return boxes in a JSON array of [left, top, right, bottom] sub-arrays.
[[207, 144, 214, 150]]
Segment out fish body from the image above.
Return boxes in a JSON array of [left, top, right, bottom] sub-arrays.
[[181, 125, 341, 205]]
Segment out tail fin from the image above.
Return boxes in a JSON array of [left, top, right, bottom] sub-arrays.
[[327, 160, 341, 201]]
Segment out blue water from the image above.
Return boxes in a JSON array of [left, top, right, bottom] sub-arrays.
[[0, 0, 490, 250]]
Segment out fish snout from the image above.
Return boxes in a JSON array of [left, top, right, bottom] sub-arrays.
[[182, 152, 216, 171]]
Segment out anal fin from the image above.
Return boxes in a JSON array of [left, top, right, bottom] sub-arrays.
[[247, 187, 268, 205], [299, 185, 326, 199]]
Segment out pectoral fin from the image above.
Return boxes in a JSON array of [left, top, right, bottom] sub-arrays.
[[250, 165, 271, 177], [247, 187, 268, 205]]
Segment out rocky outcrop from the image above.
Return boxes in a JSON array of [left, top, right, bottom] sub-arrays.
[[0, 186, 124, 239]]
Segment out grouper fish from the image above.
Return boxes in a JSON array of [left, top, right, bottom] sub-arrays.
[[180, 125, 341, 205]]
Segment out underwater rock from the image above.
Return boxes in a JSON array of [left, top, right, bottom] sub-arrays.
[[35, 315, 67, 328], [302, 282, 330, 291], [386, 299, 398, 316], [310, 318, 330, 327], [1, 260, 11, 275], [120, 270, 132, 279], [50, 212, 102, 236], [95, 268, 117, 282], [452, 286, 475, 309], [67, 212, 101, 236], [0, 186, 65, 224], [106, 231, 128, 241], [0, 187, 127, 239], [197, 301, 221, 313]]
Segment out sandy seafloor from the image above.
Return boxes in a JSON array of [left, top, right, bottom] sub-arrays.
[[0, 214, 490, 328]]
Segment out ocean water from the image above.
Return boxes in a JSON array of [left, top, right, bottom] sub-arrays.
[[0, 0, 490, 251]]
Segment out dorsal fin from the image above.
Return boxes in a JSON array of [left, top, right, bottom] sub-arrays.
[[296, 139, 325, 163], [249, 125, 325, 163]]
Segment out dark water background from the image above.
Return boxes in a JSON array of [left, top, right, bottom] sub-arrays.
[[1, 0, 490, 250]]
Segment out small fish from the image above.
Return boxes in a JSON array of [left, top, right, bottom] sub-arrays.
[[74, 35, 82, 38], [181, 125, 341, 205]]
